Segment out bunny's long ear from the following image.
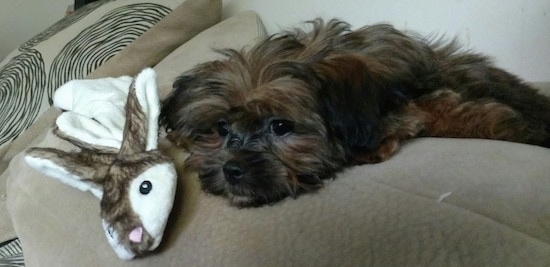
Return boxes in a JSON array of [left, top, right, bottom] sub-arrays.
[[54, 75, 133, 150], [119, 68, 159, 155], [25, 147, 114, 199]]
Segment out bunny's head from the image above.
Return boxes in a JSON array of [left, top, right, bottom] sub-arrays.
[[25, 68, 177, 260]]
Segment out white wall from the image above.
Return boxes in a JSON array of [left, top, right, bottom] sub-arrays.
[[0, 0, 71, 61], [223, 0, 550, 82]]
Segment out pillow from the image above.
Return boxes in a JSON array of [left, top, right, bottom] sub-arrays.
[[0, 0, 219, 156], [0, 0, 221, 242], [7, 11, 266, 266]]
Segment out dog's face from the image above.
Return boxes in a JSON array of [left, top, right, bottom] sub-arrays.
[[161, 53, 348, 207], [160, 19, 410, 207]]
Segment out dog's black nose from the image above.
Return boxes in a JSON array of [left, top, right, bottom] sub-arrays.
[[223, 161, 245, 185]]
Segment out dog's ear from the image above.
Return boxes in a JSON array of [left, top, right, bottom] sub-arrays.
[[160, 61, 232, 150], [160, 74, 196, 131], [315, 54, 408, 158], [161, 60, 228, 131]]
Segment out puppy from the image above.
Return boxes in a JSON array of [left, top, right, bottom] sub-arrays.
[[160, 19, 550, 207]]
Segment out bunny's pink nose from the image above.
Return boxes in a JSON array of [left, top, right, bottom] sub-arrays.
[[129, 226, 143, 243]]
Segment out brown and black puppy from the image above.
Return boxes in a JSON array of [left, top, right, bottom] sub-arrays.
[[160, 18, 550, 207]]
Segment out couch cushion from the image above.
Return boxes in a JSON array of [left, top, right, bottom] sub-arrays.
[[0, 0, 222, 242], [6, 11, 266, 266]]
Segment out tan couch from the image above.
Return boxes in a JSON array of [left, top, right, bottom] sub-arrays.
[[1, 2, 550, 266]]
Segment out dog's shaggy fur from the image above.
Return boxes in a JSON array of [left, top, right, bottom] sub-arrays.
[[160, 18, 550, 207]]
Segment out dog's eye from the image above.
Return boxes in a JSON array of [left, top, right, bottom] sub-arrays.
[[218, 120, 229, 137], [270, 120, 294, 136]]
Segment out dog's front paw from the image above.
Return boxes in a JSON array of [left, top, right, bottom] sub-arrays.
[[352, 136, 400, 164]]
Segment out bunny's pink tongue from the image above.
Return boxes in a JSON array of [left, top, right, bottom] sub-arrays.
[[129, 227, 143, 243]]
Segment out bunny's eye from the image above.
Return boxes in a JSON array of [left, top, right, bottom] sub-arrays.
[[139, 180, 152, 195]]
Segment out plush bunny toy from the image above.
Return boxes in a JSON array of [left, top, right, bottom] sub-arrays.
[[24, 68, 177, 260]]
